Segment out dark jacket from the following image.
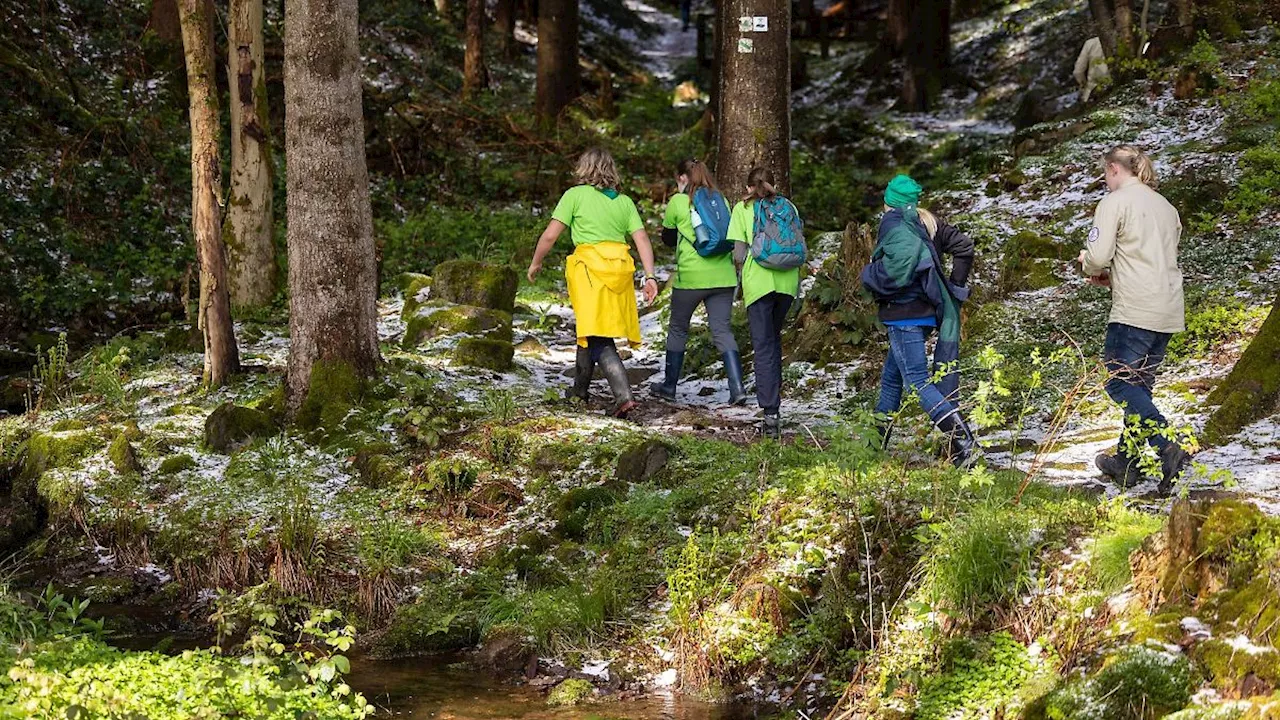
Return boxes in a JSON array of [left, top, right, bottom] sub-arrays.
[[872, 216, 974, 323]]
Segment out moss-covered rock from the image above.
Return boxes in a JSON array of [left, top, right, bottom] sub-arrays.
[[353, 444, 408, 489], [1196, 634, 1280, 694], [547, 679, 594, 707], [397, 272, 432, 296], [614, 438, 673, 485], [203, 403, 277, 452], [1043, 645, 1191, 720], [554, 486, 621, 539], [453, 338, 515, 372], [49, 418, 87, 432], [401, 302, 514, 349], [108, 432, 142, 475], [294, 360, 364, 433], [477, 625, 537, 677], [23, 431, 104, 479], [998, 231, 1069, 294], [431, 260, 519, 312], [399, 273, 434, 321], [157, 454, 197, 475]]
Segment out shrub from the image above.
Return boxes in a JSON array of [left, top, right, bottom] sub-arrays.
[[919, 502, 1037, 620], [915, 632, 1046, 720]]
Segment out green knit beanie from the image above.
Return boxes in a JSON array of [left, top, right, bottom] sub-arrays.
[[884, 174, 923, 209]]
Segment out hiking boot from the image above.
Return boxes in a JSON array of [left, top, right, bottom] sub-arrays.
[[761, 412, 781, 440], [1157, 443, 1190, 495], [597, 343, 635, 416], [1095, 452, 1145, 489], [612, 400, 639, 418], [651, 350, 684, 402], [934, 410, 980, 469], [566, 346, 594, 404], [723, 351, 749, 406]]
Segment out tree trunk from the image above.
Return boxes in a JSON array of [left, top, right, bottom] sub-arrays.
[[798, 0, 815, 35], [1090, 0, 1119, 57], [283, 0, 380, 415], [535, 0, 579, 123], [886, 0, 913, 56], [226, 0, 277, 311], [149, 0, 182, 43], [1174, 0, 1193, 40], [178, 0, 240, 388], [1113, 0, 1134, 56], [716, 0, 791, 193], [495, 0, 516, 60], [464, 0, 487, 96], [899, 0, 949, 111], [1203, 294, 1280, 445]]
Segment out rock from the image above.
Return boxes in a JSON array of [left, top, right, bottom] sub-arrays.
[[1012, 88, 1051, 130], [353, 443, 407, 488], [401, 302, 514, 349], [453, 338, 515, 372], [515, 338, 547, 356], [431, 260, 519, 313], [157, 454, 197, 475], [477, 626, 538, 678], [998, 230, 1070, 293], [108, 432, 143, 475], [399, 274, 435, 321], [547, 678, 595, 707], [204, 403, 277, 453], [23, 431, 104, 479], [614, 438, 672, 484], [397, 272, 432, 295]]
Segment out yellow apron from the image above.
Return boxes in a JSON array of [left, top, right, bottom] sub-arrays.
[[565, 242, 641, 349]]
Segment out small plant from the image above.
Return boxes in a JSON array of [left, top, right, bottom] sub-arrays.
[[918, 502, 1036, 621], [482, 389, 519, 424], [484, 426, 524, 465], [417, 457, 480, 498], [1089, 501, 1163, 593], [29, 333, 71, 412]]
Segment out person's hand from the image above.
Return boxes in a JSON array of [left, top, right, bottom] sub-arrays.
[[642, 277, 659, 304], [1077, 249, 1087, 266], [526, 261, 542, 284]]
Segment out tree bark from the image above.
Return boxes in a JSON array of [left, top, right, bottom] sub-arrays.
[[1203, 293, 1280, 445], [495, 0, 516, 60], [283, 0, 380, 414], [1113, 0, 1134, 56], [226, 0, 277, 311], [899, 0, 949, 111], [178, 0, 240, 388], [150, 0, 182, 43], [464, 0, 487, 96], [886, 0, 913, 56], [716, 0, 791, 193], [535, 0, 579, 123], [1174, 0, 1193, 40], [1090, 0, 1119, 57]]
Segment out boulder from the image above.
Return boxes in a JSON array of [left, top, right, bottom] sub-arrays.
[[108, 432, 143, 475], [431, 260, 519, 313], [399, 274, 434, 321], [614, 438, 672, 484], [453, 338, 515, 372], [402, 302, 514, 349], [204, 403, 277, 452]]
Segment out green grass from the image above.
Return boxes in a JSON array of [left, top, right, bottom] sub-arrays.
[[1089, 503, 1164, 594]]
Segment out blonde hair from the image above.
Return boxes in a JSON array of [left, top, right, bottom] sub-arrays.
[[917, 207, 939, 239], [1103, 145, 1158, 189], [574, 147, 620, 190]]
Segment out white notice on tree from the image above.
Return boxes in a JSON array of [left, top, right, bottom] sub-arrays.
[[737, 38, 754, 53], [738, 16, 752, 32], [752, 16, 768, 32]]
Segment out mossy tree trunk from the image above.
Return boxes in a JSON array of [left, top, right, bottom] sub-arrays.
[[282, 0, 380, 415], [178, 0, 240, 388], [1203, 294, 1280, 445], [1089, 0, 1119, 57], [464, 0, 487, 97], [535, 0, 578, 123], [899, 0, 949, 111], [226, 0, 277, 311], [716, 0, 791, 193]]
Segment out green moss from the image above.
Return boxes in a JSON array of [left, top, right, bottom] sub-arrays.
[[399, 274, 435, 320], [36, 472, 82, 512], [1197, 499, 1264, 558], [157, 454, 197, 475], [108, 432, 142, 475], [23, 432, 104, 479], [353, 444, 407, 488], [76, 576, 137, 603], [1204, 301, 1280, 445], [294, 360, 364, 432], [998, 231, 1067, 293], [1196, 635, 1280, 692], [402, 302, 514, 349], [452, 338, 515, 372], [431, 260, 519, 312], [553, 486, 621, 540], [547, 678, 594, 707], [49, 419, 87, 432], [203, 403, 277, 452]]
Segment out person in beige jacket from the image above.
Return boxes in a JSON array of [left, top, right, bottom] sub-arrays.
[[1079, 145, 1188, 492]]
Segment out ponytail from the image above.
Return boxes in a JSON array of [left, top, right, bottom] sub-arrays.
[[744, 166, 778, 203], [677, 158, 720, 197], [917, 207, 939, 239], [1103, 145, 1158, 189]]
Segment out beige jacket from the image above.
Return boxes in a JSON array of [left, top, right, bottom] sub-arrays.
[[1083, 177, 1185, 333]]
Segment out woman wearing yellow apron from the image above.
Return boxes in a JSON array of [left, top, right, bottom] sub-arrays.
[[527, 148, 659, 417]]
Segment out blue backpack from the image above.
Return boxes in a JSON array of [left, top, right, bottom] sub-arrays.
[[689, 188, 734, 258], [750, 196, 806, 270]]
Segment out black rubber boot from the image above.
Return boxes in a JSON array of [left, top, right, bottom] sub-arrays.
[[723, 351, 749, 406], [1157, 443, 1190, 495], [1095, 449, 1145, 489], [566, 346, 594, 404], [761, 412, 781, 440], [597, 344, 637, 418], [934, 410, 980, 469], [651, 351, 684, 402]]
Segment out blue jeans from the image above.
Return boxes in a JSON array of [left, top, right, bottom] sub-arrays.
[[876, 325, 957, 423], [1104, 322, 1173, 453]]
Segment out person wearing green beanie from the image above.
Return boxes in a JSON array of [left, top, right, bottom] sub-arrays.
[[884, 174, 923, 209]]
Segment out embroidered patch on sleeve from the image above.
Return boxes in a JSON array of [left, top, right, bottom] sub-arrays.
[[1088, 227, 1100, 243]]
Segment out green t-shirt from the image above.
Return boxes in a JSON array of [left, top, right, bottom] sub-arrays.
[[662, 193, 737, 290], [727, 200, 801, 308], [551, 185, 644, 246]]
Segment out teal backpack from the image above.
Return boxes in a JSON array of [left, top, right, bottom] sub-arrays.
[[750, 196, 807, 270]]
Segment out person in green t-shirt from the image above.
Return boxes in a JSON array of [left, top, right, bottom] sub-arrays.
[[652, 159, 747, 406], [726, 166, 802, 439], [527, 147, 659, 418]]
